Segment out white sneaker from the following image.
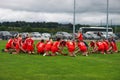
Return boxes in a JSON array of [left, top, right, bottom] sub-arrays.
[[43, 53, 46, 56], [56, 52, 59, 55]]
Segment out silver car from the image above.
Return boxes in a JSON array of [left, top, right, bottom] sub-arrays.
[[54, 32, 73, 40], [0, 31, 12, 40]]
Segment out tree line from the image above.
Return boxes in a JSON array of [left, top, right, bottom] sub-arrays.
[[0, 21, 120, 33]]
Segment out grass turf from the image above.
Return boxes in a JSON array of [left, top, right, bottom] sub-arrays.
[[0, 40, 120, 80]]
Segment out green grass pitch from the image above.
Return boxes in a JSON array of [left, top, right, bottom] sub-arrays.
[[0, 40, 120, 80]]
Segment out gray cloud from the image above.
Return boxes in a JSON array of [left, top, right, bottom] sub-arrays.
[[0, 0, 120, 24], [0, 0, 120, 13]]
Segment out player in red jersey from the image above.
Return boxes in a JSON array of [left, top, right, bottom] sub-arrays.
[[43, 39, 53, 56], [15, 34, 22, 53], [75, 40, 88, 56], [77, 31, 83, 41], [20, 34, 29, 53], [102, 39, 109, 54], [2, 36, 14, 52], [19, 38, 28, 53], [108, 37, 118, 53], [89, 40, 96, 53], [36, 39, 45, 55], [51, 38, 65, 56], [66, 40, 76, 57], [95, 40, 105, 54], [10, 34, 22, 54], [25, 35, 34, 54]]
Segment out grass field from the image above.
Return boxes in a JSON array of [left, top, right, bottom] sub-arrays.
[[0, 40, 120, 80]]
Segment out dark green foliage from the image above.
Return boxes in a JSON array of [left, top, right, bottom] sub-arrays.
[[0, 21, 95, 33]]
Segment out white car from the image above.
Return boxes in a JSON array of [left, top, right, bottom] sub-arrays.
[[42, 33, 51, 38], [31, 32, 41, 37], [54, 32, 73, 40], [31, 32, 41, 40], [41, 33, 51, 40]]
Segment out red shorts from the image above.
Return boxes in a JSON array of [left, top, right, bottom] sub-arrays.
[[27, 45, 34, 52], [44, 46, 51, 51], [98, 47, 104, 52], [79, 47, 87, 52], [51, 47, 59, 53], [68, 47, 75, 53], [37, 48, 44, 53]]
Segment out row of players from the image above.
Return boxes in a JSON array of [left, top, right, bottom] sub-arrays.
[[2, 33, 118, 57]]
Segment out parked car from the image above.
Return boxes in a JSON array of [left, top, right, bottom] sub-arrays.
[[115, 33, 120, 39], [40, 36, 49, 40], [0, 31, 12, 40], [54, 32, 73, 40], [83, 33, 92, 40], [87, 33, 100, 40], [100, 32, 111, 39], [40, 33, 51, 40], [109, 33, 119, 40], [9, 31, 19, 36], [31, 32, 41, 37], [30, 32, 41, 40], [41, 33, 51, 38]]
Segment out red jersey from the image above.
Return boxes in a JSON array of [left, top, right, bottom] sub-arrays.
[[105, 40, 109, 45], [21, 39, 27, 50], [26, 38, 34, 51], [96, 41, 104, 51], [110, 41, 118, 52], [78, 41, 87, 52], [102, 41, 109, 51], [66, 41, 75, 52], [26, 38, 33, 46], [15, 37, 22, 50], [44, 41, 53, 51], [51, 41, 60, 53], [6, 38, 13, 49], [36, 42, 45, 53], [78, 33, 83, 41]]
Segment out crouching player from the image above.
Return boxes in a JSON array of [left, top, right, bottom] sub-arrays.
[[108, 37, 118, 53], [19, 38, 27, 53], [75, 40, 88, 56], [43, 39, 53, 56], [102, 39, 109, 54], [95, 40, 105, 54], [2, 36, 14, 52], [25, 35, 35, 54], [36, 39, 45, 55], [89, 40, 96, 53], [66, 40, 76, 57], [10, 34, 22, 54], [51, 38, 65, 56]]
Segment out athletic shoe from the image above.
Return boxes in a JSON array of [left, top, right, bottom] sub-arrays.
[[43, 53, 46, 56]]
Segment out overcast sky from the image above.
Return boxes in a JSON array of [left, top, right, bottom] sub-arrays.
[[0, 0, 120, 25]]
